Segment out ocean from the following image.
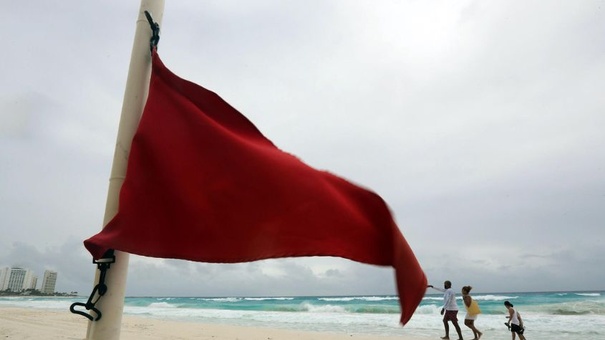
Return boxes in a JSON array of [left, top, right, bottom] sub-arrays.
[[2, 291, 604, 339]]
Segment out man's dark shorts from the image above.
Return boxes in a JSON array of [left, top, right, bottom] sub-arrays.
[[511, 324, 524, 334], [443, 310, 458, 322]]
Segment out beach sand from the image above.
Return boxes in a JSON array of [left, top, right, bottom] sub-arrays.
[[0, 306, 430, 340]]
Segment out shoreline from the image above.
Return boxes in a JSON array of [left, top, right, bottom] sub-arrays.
[[0, 306, 431, 340]]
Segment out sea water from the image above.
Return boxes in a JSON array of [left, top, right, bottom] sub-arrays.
[[2, 291, 604, 339]]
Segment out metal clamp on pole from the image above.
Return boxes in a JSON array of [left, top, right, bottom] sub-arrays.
[[70, 250, 116, 321]]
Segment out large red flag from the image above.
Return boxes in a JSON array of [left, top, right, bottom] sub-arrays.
[[84, 51, 426, 324]]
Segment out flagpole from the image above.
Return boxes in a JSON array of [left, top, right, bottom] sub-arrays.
[[86, 1, 164, 339]]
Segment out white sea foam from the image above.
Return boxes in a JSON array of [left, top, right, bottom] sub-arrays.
[[425, 294, 517, 303], [320, 297, 355, 301], [244, 297, 294, 301], [147, 302, 176, 308], [319, 296, 396, 302], [413, 304, 441, 315], [201, 297, 241, 302], [300, 302, 347, 313], [473, 294, 518, 301], [422, 296, 443, 301], [576, 292, 601, 297]]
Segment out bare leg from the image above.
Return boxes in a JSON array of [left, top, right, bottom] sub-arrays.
[[464, 319, 475, 339], [452, 321, 463, 340], [464, 319, 481, 339], [442, 320, 450, 339]]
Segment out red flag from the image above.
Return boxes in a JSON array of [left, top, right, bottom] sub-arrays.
[[84, 51, 426, 324]]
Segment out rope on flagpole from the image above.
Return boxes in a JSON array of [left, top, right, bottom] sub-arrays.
[[144, 10, 160, 52]]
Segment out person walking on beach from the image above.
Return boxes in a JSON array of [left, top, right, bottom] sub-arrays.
[[504, 301, 526, 340], [461, 286, 482, 340], [428, 281, 463, 340]]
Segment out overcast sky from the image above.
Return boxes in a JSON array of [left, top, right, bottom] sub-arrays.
[[1, 0, 604, 298]]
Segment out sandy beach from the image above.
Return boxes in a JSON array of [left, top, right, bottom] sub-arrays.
[[0, 306, 430, 340]]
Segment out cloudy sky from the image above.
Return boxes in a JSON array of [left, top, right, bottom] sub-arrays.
[[1, 0, 604, 298]]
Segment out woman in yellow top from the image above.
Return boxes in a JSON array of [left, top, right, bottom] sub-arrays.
[[462, 286, 482, 340]]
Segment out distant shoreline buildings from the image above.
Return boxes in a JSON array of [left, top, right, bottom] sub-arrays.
[[0, 266, 71, 296]]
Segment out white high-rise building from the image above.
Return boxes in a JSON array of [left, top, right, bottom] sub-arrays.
[[0, 267, 10, 290], [6, 267, 36, 292], [41, 270, 58, 294], [28, 274, 38, 290], [7, 267, 27, 292]]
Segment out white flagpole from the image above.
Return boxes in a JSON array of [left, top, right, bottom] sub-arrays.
[[86, 0, 164, 339]]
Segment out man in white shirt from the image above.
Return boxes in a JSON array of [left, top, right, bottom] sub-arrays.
[[428, 280, 464, 340]]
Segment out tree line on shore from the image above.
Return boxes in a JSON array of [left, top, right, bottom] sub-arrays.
[[0, 288, 78, 297]]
